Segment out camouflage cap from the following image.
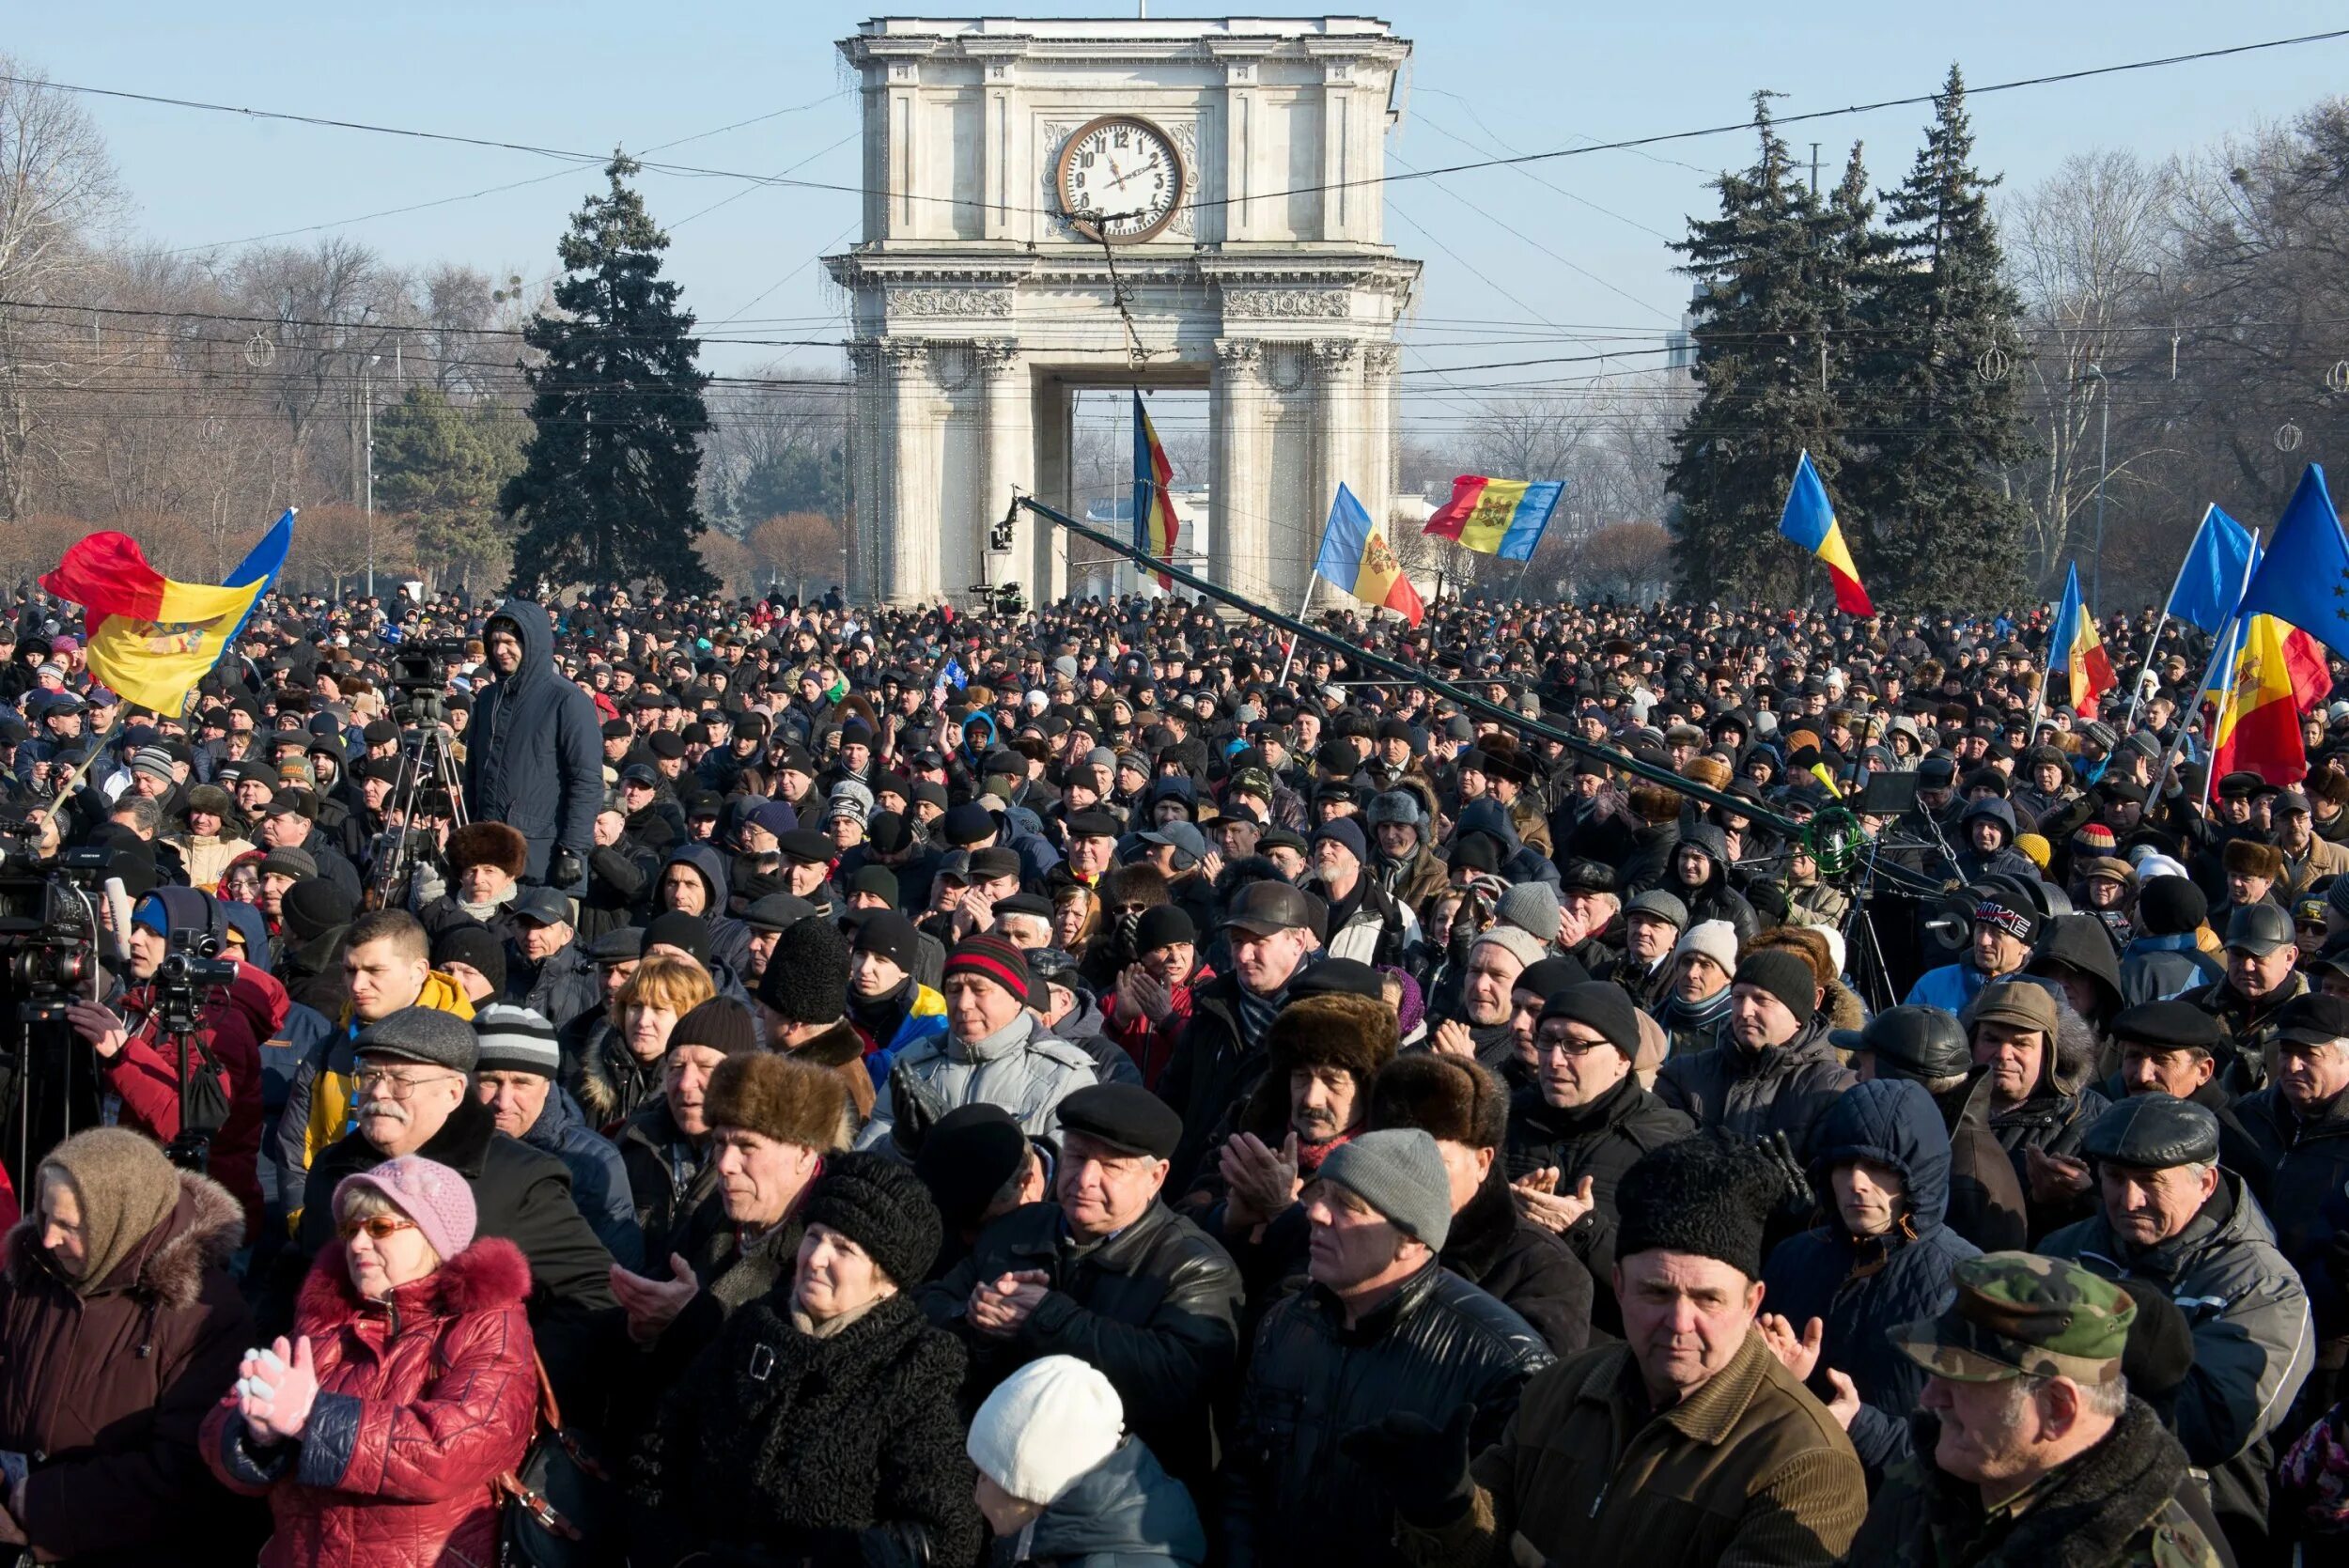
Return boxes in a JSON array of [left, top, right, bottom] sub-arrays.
[[1890, 1252, 2135, 1384]]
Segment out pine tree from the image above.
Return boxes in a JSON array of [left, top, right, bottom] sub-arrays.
[[1851, 67, 2031, 608], [501, 154, 715, 595], [1667, 98, 1858, 604], [377, 385, 525, 592]]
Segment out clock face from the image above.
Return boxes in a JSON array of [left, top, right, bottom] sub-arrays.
[[1056, 116, 1184, 244]]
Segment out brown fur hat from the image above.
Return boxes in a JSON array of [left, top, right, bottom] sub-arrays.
[[1368, 1053, 1508, 1151], [1096, 862, 1170, 911], [705, 1052, 852, 1153], [2223, 838, 2285, 882], [1238, 993, 1398, 1136], [1681, 755, 1734, 794], [1740, 924, 1836, 991], [1626, 783, 1684, 825], [446, 821, 528, 879], [2310, 768, 2349, 806]]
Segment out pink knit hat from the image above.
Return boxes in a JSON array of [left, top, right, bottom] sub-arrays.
[[333, 1155, 476, 1263]]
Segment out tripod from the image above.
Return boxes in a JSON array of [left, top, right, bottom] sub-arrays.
[[366, 713, 470, 912]]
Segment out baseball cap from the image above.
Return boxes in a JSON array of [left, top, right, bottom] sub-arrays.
[[1221, 880, 1314, 937], [2223, 902, 2295, 956], [1891, 1251, 2134, 1384]]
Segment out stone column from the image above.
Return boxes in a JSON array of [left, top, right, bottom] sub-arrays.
[[1211, 337, 1268, 601], [881, 339, 938, 605], [1307, 336, 1360, 609], [845, 341, 884, 600], [975, 339, 1028, 588], [1362, 342, 1403, 563]]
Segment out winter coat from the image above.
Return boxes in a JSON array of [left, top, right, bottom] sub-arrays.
[[1157, 970, 1283, 1191], [858, 1013, 1099, 1150], [924, 1199, 1242, 1484], [2041, 1170, 2316, 1547], [517, 939, 600, 1031], [574, 1021, 665, 1131], [291, 1097, 618, 1420], [1377, 843, 1453, 918], [102, 959, 279, 1239], [1317, 877, 1419, 970], [1393, 1327, 1865, 1568], [521, 1083, 641, 1272], [1846, 1397, 2228, 1568], [1760, 1079, 1981, 1480], [614, 1095, 715, 1267], [2120, 930, 2225, 1005], [2185, 969, 2310, 1094], [581, 829, 660, 938], [205, 1236, 538, 1568], [1501, 1074, 1692, 1335], [657, 842, 755, 978], [1928, 1069, 2030, 1254], [461, 598, 603, 882], [1440, 1161, 1595, 1358], [2233, 1080, 2349, 1331], [630, 1288, 988, 1568], [996, 1436, 1206, 1568], [1903, 955, 1998, 1013], [1225, 1260, 1554, 1568], [0, 1172, 256, 1567], [1986, 1051, 2108, 1241], [1654, 1014, 1857, 1157]]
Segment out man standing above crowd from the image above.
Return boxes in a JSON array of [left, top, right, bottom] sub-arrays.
[[464, 598, 601, 889]]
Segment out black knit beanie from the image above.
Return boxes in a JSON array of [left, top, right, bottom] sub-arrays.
[[2137, 877, 2206, 939], [1614, 1131, 1780, 1281], [801, 1151, 943, 1287], [671, 997, 760, 1058], [759, 918, 850, 1025], [1734, 950, 1817, 1025]]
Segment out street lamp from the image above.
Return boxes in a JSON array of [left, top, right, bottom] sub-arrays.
[[2081, 363, 2110, 607], [364, 353, 382, 599]]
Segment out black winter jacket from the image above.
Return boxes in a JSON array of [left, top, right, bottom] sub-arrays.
[[1501, 1074, 1692, 1335], [1441, 1164, 1594, 1358], [1157, 971, 1283, 1191], [630, 1289, 987, 1568], [1654, 1014, 1856, 1157], [462, 600, 602, 882], [922, 1199, 1242, 1483], [1759, 1079, 1981, 1482], [1223, 1260, 1552, 1568]]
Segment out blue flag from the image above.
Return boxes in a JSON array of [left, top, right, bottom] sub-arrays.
[[2165, 504, 2257, 634], [2239, 463, 2349, 659]]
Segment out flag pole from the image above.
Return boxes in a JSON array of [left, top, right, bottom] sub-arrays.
[[1276, 573, 1319, 690], [2124, 504, 2213, 734], [30, 712, 130, 830]]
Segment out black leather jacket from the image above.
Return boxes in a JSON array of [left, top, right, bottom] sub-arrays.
[[920, 1198, 1241, 1483], [1501, 1074, 1693, 1335], [1224, 1261, 1553, 1568]]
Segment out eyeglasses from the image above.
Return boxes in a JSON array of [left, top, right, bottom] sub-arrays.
[[353, 1067, 459, 1097], [1535, 1036, 1614, 1059], [337, 1215, 418, 1242]]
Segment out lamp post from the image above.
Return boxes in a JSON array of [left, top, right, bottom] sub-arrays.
[[363, 353, 381, 599], [2082, 363, 2110, 608]]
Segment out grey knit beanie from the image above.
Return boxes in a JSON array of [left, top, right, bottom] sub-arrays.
[[1318, 1127, 1454, 1251], [1493, 880, 1563, 944]]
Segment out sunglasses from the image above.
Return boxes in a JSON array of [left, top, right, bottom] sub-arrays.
[[337, 1216, 418, 1243]]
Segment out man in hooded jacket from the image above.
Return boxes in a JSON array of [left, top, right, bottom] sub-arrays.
[[462, 598, 600, 888]]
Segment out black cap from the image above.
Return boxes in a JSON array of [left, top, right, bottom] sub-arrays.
[[2080, 1094, 2221, 1169], [1054, 1082, 1182, 1160], [852, 910, 922, 972], [620, 763, 660, 787], [2109, 1001, 2225, 1055], [777, 830, 832, 865], [1133, 906, 1194, 952], [1537, 982, 1641, 1057], [2224, 902, 2295, 956], [1065, 809, 1123, 840], [1856, 1005, 1972, 1080], [914, 1103, 1031, 1226], [1287, 957, 1385, 1001], [510, 887, 570, 926], [1221, 879, 1315, 936], [2275, 991, 2349, 1048], [742, 893, 817, 934]]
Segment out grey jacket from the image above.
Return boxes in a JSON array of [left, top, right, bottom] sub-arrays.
[[2039, 1169, 2313, 1539], [857, 1012, 1098, 1149]]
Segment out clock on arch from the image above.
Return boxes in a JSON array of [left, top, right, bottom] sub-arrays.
[[1055, 116, 1185, 244]]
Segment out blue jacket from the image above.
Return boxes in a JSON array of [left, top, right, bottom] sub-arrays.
[[659, 843, 754, 978], [1760, 1078, 1980, 1481], [523, 1085, 642, 1272], [1013, 1437, 1207, 1567], [463, 600, 602, 884], [1903, 957, 1992, 1014]]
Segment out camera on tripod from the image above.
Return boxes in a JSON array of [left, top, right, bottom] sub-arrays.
[[0, 831, 107, 1024], [389, 638, 468, 727]]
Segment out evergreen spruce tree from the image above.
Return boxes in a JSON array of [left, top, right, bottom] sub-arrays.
[[1852, 67, 2031, 607], [1667, 98, 1857, 604], [501, 154, 715, 595]]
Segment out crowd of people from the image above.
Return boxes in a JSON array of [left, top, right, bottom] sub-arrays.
[[0, 579, 2343, 1566]]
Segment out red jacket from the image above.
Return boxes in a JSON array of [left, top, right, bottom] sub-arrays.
[[204, 1237, 538, 1568], [103, 960, 281, 1239], [1104, 964, 1214, 1090]]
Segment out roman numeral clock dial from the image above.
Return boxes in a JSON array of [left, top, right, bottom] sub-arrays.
[[1056, 116, 1183, 244]]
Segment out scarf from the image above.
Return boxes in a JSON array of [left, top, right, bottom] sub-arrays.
[[847, 973, 912, 1042], [1236, 979, 1290, 1050], [1296, 1125, 1358, 1173], [1660, 984, 1734, 1035]]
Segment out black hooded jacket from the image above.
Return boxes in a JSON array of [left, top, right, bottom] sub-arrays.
[[462, 599, 602, 882]]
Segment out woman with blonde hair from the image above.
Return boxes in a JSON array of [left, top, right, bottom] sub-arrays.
[[573, 954, 715, 1126]]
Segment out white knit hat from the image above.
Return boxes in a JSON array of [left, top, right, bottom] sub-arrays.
[[1671, 918, 1739, 976], [966, 1356, 1125, 1506]]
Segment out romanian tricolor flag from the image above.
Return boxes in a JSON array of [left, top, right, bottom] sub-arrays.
[[1132, 392, 1178, 590], [40, 510, 292, 715], [2209, 611, 2325, 785], [1776, 451, 1873, 615], [1315, 483, 1423, 628], [2047, 563, 2117, 713], [1423, 475, 1563, 560]]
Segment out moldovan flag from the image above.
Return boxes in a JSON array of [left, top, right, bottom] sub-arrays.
[[1315, 483, 1423, 627], [40, 509, 293, 715], [2209, 612, 2317, 785], [1132, 392, 1178, 590], [1776, 451, 1873, 615], [2047, 563, 2117, 713], [1423, 475, 1563, 561]]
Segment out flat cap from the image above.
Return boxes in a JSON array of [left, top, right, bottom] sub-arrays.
[[1222, 879, 1315, 936], [1623, 889, 1688, 930], [2080, 1093, 2220, 1169], [1856, 1005, 1972, 1081], [356, 1005, 479, 1074], [2108, 1001, 2224, 1055], [509, 887, 570, 926], [1054, 1082, 1182, 1160], [2275, 991, 2349, 1048]]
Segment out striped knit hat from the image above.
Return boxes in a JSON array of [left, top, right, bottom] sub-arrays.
[[473, 1003, 561, 1078], [944, 932, 1032, 1007]]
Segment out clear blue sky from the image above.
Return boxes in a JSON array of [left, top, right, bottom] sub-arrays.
[[15, 2, 2349, 390]]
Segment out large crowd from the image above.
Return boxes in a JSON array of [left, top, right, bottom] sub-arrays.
[[0, 580, 2342, 1567]]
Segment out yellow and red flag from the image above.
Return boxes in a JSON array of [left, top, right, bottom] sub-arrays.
[[2207, 612, 2327, 784], [1776, 451, 1873, 615], [2047, 563, 2116, 712], [1315, 483, 1423, 627], [39, 511, 292, 715], [1423, 475, 1563, 561], [1132, 392, 1178, 590]]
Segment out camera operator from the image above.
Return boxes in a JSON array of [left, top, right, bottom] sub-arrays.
[[463, 599, 600, 893], [62, 886, 269, 1237]]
